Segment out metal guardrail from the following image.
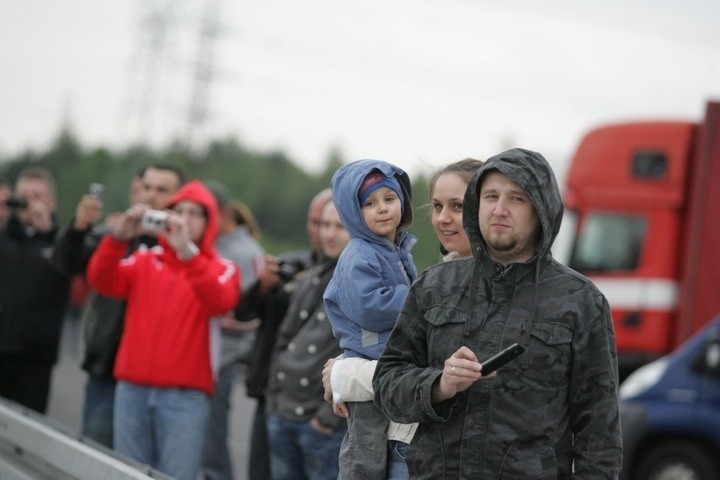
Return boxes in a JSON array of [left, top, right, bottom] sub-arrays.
[[0, 398, 173, 480]]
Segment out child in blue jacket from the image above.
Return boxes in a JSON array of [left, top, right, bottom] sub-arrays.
[[324, 158, 417, 479]]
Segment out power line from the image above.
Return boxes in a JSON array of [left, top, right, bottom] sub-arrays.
[[185, 0, 222, 153], [119, 0, 224, 153]]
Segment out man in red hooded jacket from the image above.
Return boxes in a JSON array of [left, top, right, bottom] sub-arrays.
[[87, 180, 240, 480]]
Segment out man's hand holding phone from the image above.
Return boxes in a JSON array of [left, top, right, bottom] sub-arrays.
[[431, 343, 524, 404], [73, 183, 105, 231]]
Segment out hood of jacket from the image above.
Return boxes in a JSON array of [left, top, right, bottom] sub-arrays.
[[166, 180, 220, 255], [331, 159, 413, 246], [463, 148, 563, 263]]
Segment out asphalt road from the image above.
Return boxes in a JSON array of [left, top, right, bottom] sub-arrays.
[[46, 314, 256, 480]]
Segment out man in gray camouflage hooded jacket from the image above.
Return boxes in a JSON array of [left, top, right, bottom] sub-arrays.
[[373, 148, 622, 479]]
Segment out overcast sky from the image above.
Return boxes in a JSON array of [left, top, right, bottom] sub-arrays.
[[1, 0, 719, 181]]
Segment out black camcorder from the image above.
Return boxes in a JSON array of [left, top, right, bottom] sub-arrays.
[[4, 197, 28, 209], [277, 259, 299, 281]]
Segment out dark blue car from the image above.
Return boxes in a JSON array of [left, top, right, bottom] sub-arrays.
[[619, 314, 720, 480]]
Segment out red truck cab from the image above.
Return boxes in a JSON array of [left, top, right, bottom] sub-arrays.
[[564, 101, 720, 378]]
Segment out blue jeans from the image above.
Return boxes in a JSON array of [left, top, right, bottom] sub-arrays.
[[114, 381, 210, 480], [81, 375, 116, 448], [201, 362, 236, 480], [387, 441, 409, 480], [266, 413, 345, 480]]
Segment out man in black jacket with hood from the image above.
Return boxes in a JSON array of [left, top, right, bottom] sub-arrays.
[[374, 148, 622, 479]]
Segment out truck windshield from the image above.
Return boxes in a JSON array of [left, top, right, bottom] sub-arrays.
[[569, 212, 647, 273]]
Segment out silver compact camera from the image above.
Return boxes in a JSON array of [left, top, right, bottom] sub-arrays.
[[141, 209, 169, 233]]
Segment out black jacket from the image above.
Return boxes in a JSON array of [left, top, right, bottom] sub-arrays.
[[241, 249, 317, 399], [0, 216, 71, 363]]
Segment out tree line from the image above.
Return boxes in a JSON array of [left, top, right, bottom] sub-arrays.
[[1, 129, 445, 272]]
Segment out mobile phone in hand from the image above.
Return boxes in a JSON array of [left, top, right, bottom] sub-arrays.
[[89, 183, 105, 202], [480, 343, 525, 375]]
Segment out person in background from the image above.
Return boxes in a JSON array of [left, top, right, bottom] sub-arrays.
[[265, 199, 349, 480], [373, 148, 622, 478], [201, 182, 265, 480], [0, 176, 12, 229], [103, 169, 147, 228], [323, 159, 417, 480], [429, 158, 484, 260], [240, 188, 333, 480], [51, 164, 184, 448], [0, 167, 72, 413], [323, 158, 483, 478], [87, 180, 239, 480]]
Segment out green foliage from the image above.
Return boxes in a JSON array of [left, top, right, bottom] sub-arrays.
[[0, 129, 441, 271], [410, 175, 445, 272]]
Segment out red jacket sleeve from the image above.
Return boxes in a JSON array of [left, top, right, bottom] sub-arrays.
[[86, 235, 135, 299]]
